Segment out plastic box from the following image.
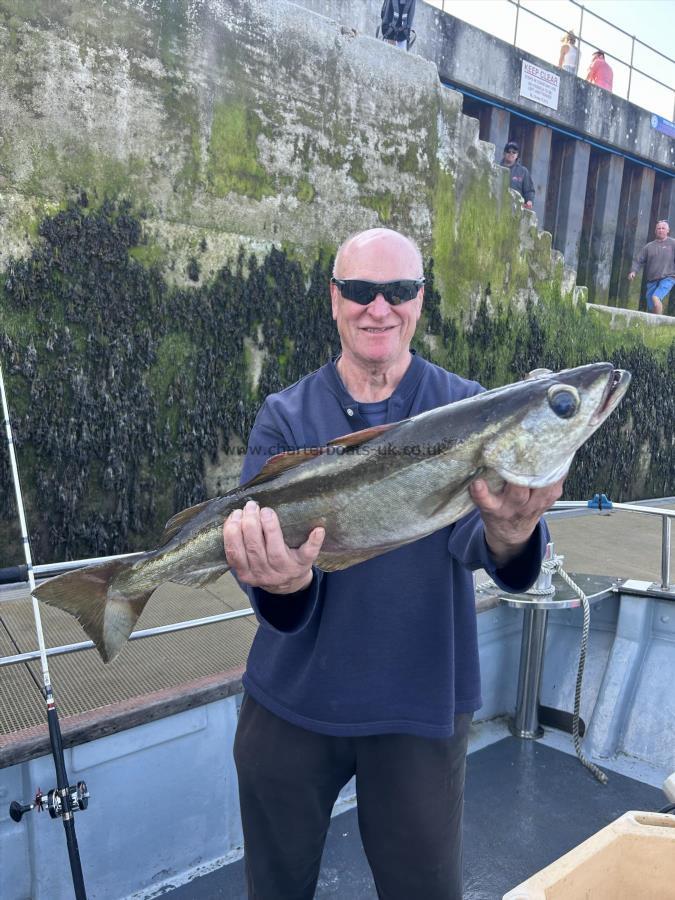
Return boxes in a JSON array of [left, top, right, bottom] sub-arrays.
[[503, 811, 675, 899]]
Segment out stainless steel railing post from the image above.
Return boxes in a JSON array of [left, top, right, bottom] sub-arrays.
[[508, 542, 556, 739], [661, 515, 672, 591], [510, 604, 549, 739]]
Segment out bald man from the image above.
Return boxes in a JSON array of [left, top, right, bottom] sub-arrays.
[[225, 228, 560, 899], [628, 221, 675, 315]]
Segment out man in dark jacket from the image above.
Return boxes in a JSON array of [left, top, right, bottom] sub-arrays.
[[224, 228, 560, 899], [501, 141, 535, 209]]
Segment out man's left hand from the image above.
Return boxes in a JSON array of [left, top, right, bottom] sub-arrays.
[[524, 201, 533, 209], [469, 477, 564, 566]]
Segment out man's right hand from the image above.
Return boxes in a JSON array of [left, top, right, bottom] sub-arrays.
[[627, 271, 636, 281], [223, 500, 325, 594]]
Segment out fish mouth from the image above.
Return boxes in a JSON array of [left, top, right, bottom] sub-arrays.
[[590, 369, 631, 425], [491, 456, 573, 489]]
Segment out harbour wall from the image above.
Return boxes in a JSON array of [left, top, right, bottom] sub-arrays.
[[299, 0, 675, 309]]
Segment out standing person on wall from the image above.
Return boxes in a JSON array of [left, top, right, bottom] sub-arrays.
[[628, 220, 675, 315], [501, 142, 535, 210], [378, 0, 417, 51], [558, 31, 579, 73], [586, 50, 613, 90]]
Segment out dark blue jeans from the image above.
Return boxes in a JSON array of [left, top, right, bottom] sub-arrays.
[[234, 693, 471, 899]]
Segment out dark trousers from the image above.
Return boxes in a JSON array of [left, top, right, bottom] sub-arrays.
[[234, 694, 471, 900]]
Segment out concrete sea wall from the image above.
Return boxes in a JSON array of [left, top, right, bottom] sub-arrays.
[[0, 0, 566, 308]]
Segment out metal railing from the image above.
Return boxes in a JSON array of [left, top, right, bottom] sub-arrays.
[[553, 500, 674, 592], [428, 0, 675, 121], [0, 607, 255, 667], [0, 499, 672, 668]]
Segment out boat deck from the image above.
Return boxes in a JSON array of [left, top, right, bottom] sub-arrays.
[[1, 501, 672, 765], [165, 733, 666, 899]]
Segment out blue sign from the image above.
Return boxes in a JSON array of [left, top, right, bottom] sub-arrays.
[[651, 114, 675, 139]]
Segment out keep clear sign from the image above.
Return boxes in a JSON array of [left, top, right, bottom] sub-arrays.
[[520, 60, 560, 110]]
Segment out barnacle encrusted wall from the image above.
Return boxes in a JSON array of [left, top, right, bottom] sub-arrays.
[[0, 0, 672, 564]]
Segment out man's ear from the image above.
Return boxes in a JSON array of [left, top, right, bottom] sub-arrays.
[[416, 286, 424, 320], [330, 281, 340, 320]]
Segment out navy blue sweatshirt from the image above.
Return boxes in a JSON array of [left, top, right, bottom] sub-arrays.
[[239, 353, 547, 737]]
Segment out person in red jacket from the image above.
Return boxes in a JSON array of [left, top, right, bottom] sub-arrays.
[[586, 50, 613, 91]]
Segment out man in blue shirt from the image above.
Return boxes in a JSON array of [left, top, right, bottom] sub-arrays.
[[224, 228, 561, 899]]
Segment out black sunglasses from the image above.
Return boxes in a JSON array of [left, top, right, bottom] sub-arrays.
[[331, 278, 424, 306]]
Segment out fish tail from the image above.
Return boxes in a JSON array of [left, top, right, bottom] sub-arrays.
[[34, 557, 154, 664]]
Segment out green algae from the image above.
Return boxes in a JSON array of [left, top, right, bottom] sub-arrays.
[[361, 192, 394, 223], [206, 102, 275, 201], [296, 178, 315, 203]]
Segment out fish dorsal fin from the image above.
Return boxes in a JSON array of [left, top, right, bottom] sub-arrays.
[[243, 447, 326, 488], [160, 499, 212, 544], [327, 421, 400, 450], [243, 422, 401, 489]]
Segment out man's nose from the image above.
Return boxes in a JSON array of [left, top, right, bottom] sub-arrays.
[[367, 293, 391, 316]]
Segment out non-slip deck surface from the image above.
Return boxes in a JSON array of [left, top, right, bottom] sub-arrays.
[[166, 737, 666, 899], [0, 575, 255, 739]]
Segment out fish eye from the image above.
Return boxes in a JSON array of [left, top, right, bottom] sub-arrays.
[[547, 385, 579, 418]]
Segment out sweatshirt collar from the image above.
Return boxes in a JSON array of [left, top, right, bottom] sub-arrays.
[[323, 351, 426, 425]]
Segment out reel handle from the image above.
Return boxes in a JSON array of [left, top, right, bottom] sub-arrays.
[[9, 800, 34, 823]]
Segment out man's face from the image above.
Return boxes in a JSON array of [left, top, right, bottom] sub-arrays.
[[655, 222, 670, 240], [331, 232, 423, 370], [503, 148, 518, 167]]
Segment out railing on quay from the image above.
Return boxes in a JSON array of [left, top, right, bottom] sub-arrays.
[[428, 0, 675, 122], [0, 500, 672, 668], [552, 500, 673, 592]]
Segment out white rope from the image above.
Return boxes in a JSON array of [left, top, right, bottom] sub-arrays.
[[524, 556, 557, 596], [551, 562, 608, 784]]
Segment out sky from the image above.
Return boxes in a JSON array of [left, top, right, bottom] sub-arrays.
[[426, 0, 675, 120]]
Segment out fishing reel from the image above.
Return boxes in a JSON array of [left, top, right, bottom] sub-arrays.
[[10, 781, 89, 822]]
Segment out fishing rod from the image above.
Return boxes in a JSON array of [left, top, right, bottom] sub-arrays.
[[0, 360, 89, 900]]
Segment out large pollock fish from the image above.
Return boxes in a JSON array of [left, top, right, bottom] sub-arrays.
[[34, 363, 630, 662]]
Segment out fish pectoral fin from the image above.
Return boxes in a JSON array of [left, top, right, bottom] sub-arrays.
[[425, 467, 485, 518], [169, 564, 232, 588], [161, 499, 213, 544]]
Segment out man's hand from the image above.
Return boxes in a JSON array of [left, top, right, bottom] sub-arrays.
[[224, 500, 325, 594], [627, 271, 636, 281], [524, 200, 533, 209], [469, 477, 564, 566]]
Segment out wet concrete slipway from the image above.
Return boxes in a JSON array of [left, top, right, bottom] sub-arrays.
[[1, 500, 673, 899]]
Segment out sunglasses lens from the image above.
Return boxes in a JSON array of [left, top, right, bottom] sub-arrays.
[[348, 282, 378, 304], [383, 283, 418, 304], [335, 280, 421, 305]]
